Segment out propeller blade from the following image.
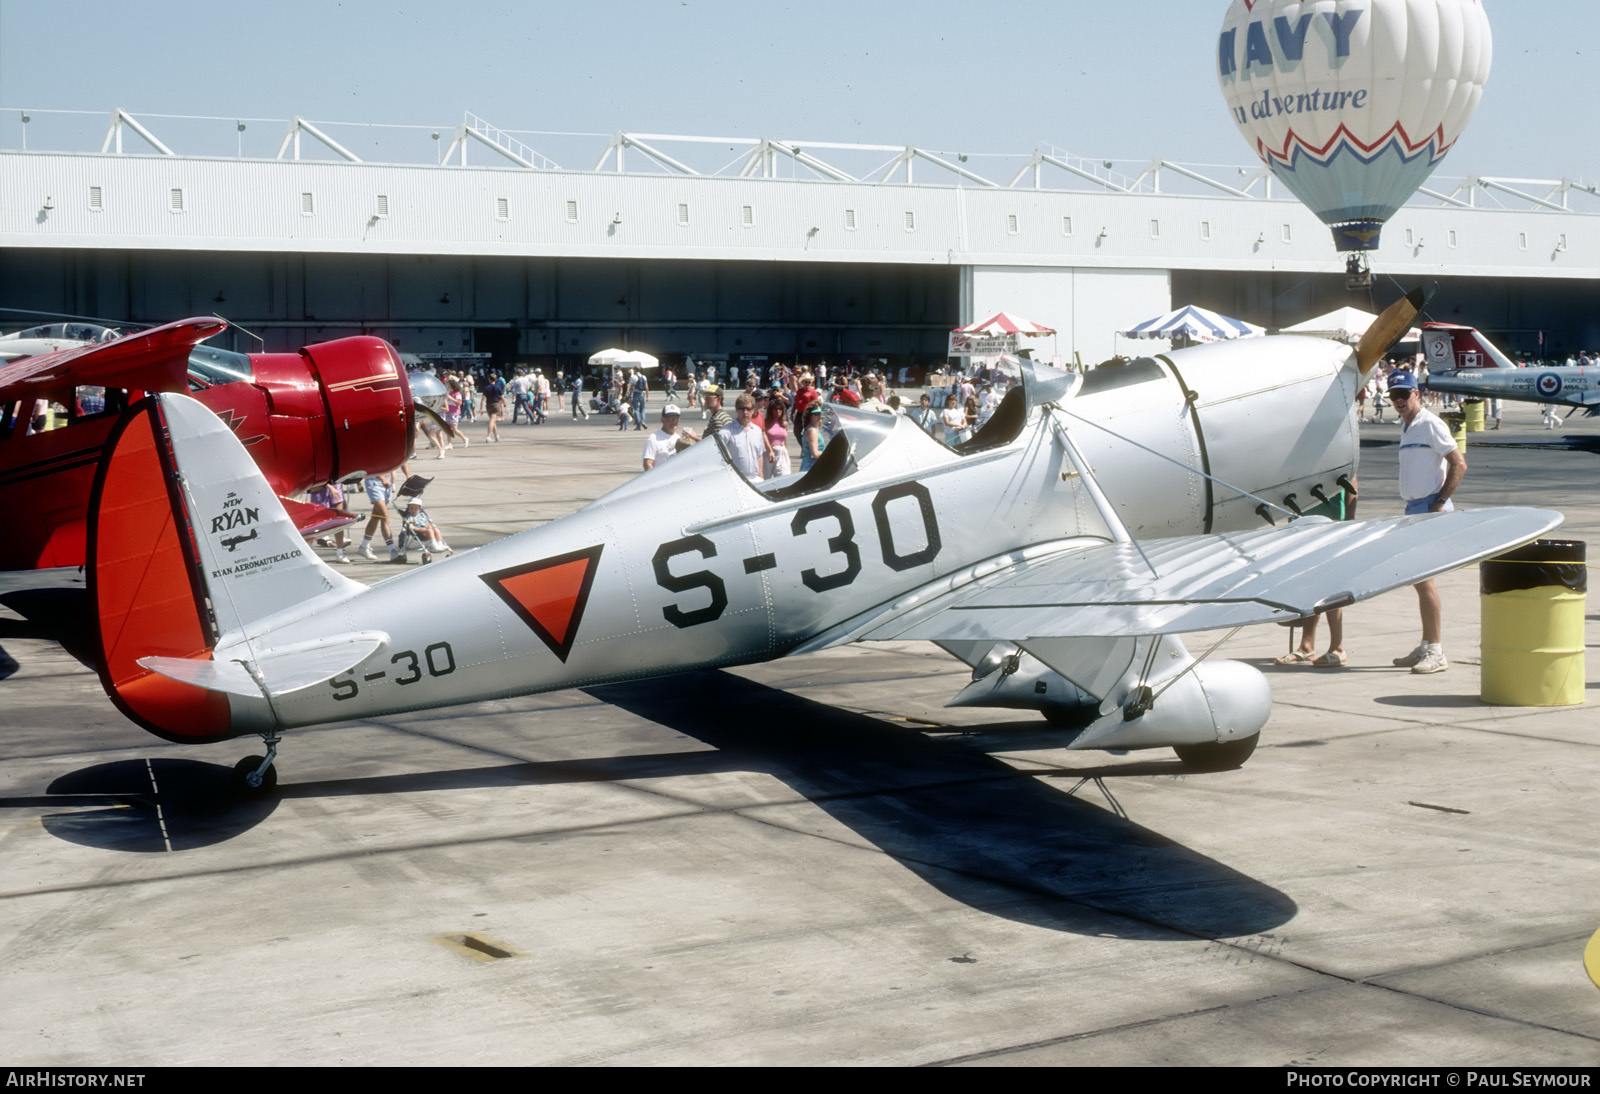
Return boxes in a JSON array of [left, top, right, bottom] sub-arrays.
[[1356, 287, 1427, 379]]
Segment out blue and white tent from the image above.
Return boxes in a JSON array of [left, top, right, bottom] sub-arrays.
[[1118, 305, 1263, 343]]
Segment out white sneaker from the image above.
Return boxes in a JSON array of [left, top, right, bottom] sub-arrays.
[[1392, 643, 1429, 668], [1411, 649, 1449, 674], [461, 436, 469, 448], [389, 546, 400, 561], [332, 553, 352, 565], [360, 544, 377, 561]]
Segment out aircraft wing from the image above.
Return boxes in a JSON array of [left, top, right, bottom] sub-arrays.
[[803, 508, 1562, 647], [0, 317, 225, 404]]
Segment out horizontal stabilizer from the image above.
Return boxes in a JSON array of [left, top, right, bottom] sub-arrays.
[[859, 508, 1563, 642], [281, 496, 359, 537], [139, 631, 389, 699]]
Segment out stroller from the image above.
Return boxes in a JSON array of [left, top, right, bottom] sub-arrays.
[[393, 475, 454, 564]]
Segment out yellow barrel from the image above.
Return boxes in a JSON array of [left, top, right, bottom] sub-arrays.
[[1463, 399, 1486, 432], [1480, 540, 1587, 706], [1441, 411, 1467, 450]]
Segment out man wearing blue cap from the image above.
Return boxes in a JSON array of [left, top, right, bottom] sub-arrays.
[[1389, 370, 1467, 674]]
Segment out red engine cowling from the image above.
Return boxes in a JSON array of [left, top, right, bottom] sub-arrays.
[[232, 336, 414, 494], [303, 336, 414, 482]]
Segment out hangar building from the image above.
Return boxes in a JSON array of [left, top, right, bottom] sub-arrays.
[[2, 110, 1596, 369]]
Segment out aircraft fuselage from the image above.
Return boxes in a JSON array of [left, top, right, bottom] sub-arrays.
[[173, 336, 1359, 740]]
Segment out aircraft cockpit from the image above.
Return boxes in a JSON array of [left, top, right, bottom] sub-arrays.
[[604, 358, 1079, 514], [185, 345, 254, 390]]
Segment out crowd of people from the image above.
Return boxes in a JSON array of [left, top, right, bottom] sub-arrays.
[[626, 362, 1015, 480]]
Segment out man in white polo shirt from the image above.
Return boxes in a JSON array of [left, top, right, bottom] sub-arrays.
[[1389, 370, 1467, 674], [642, 404, 690, 471], [719, 394, 767, 481]]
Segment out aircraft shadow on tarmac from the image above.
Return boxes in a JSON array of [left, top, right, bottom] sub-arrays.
[[584, 669, 1297, 942], [34, 759, 279, 852], [27, 668, 1296, 941]]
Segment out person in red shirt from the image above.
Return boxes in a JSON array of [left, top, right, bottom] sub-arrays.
[[791, 372, 820, 429]]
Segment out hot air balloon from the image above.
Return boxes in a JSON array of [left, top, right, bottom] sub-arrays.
[[1217, 0, 1492, 284]]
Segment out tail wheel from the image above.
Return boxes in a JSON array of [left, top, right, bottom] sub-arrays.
[[1173, 734, 1259, 772], [234, 755, 278, 795]]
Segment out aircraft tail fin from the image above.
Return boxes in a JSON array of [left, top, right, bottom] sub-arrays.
[[1421, 324, 1518, 372], [148, 392, 364, 638], [88, 393, 365, 738], [90, 397, 235, 741]]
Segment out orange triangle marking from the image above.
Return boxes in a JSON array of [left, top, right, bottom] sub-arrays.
[[499, 559, 590, 646], [481, 546, 604, 662]]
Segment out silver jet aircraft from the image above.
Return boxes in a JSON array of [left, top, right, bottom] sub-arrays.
[[1421, 323, 1600, 411], [88, 295, 1560, 792]]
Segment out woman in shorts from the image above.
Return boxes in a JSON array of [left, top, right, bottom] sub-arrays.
[[442, 377, 470, 448], [357, 472, 397, 561]]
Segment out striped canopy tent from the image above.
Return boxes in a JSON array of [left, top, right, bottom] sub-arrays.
[[954, 311, 1056, 336], [1118, 305, 1263, 343]]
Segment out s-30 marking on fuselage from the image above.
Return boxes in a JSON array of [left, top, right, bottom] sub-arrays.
[[87, 294, 1562, 792]]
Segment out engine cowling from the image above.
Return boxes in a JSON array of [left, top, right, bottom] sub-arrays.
[[239, 336, 413, 493], [302, 337, 414, 482]]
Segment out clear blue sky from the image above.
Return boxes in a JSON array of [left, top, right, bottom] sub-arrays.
[[0, 0, 1594, 182]]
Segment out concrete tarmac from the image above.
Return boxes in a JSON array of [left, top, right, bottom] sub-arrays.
[[1, 394, 1597, 1067]]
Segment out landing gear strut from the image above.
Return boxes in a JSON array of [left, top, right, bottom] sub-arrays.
[[234, 731, 281, 795]]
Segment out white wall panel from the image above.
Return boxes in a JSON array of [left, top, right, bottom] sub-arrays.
[[4, 153, 1594, 282]]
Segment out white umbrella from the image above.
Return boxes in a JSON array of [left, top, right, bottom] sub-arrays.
[[588, 347, 660, 370]]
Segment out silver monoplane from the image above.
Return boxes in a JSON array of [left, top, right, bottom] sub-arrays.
[[87, 294, 1560, 792], [1422, 323, 1600, 411]]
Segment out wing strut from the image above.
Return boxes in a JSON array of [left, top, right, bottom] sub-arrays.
[[1048, 416, 1158, 577]]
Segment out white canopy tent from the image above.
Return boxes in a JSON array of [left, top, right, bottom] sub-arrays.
[[1281, 306, 1421, 345]]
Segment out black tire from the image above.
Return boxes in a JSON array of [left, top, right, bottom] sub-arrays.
[[234, 755, 278, 795], [1173, 734, 1259, 772]]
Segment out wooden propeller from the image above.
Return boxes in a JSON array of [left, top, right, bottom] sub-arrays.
[[1355, 287, 1427, 379]]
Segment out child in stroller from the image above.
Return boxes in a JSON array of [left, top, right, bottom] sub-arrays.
[[393, 475, 454, 564]]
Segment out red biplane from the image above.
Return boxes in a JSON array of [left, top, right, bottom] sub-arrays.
[[0, 318, 414, 572]]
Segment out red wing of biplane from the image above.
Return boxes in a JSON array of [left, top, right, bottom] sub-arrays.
[[0, 318, 225, 406]]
